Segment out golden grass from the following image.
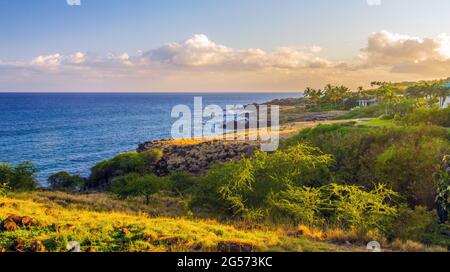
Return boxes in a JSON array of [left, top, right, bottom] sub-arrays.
[[0, 196, 281, 252], [0, 193, 371, 252], [2, 193, 440, 252]]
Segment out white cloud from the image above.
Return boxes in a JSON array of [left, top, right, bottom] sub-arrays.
[[31, 54, 63, 67], [360, 30, 450, 74], [144, 34, 331, 70], [145, 34, 233, 67], [1, 32, 450, 91]]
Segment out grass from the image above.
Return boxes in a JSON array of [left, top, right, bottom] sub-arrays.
[[358, 118, 398, 128], [0, 192, 362, 252]]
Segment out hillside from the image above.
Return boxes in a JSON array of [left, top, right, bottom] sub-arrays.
[[0, 192, 360, 252]]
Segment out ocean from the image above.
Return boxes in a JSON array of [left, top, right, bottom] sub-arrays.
[[0, 92, 300, 183]]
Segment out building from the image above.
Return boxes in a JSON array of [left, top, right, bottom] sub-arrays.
[[358, 98, 377, 107]]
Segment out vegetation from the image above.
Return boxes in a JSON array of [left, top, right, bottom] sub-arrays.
[[2, 79, 450, 252], [48, 172, 84, 192], [112, 173, 171, 205], [87, 149, 163, 190], [0, 162, 38, 191]]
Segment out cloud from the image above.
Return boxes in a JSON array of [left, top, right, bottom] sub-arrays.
[[1, 32, 449, 91], [144, 34, 332, 70], [360, 30, 450, 75], [145, 34, 233, 67]]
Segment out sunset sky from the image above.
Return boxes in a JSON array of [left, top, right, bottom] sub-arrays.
[[1, 0, 449, 91]]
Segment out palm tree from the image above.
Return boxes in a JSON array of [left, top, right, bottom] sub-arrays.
[[337, 85, 351, 108], [304, 88, 323, 110], [376, 84, 401, 115], [323, 84, 338, 108]]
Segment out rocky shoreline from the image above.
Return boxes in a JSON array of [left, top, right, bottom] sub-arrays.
[[135, 109, 352, 176], [137, 139, 258, 175]]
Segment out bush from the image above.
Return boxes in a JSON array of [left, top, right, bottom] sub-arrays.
[[169, 171, 198, 195], [326, 184, 398, 237], [48, 171, 84, 192], [0, 183, 10, 197], [337, 103, 388, 119], [375, 137, 449, 207], [284, 124, 449, 206], [197, 143, 333, 219], [88, 149, 164, 189], [400, 107, 450, 127], [268, 185, 325, 226], [0, 161, 39, 191], [388, 205, 438, 243], [111, 173, 171, 204]]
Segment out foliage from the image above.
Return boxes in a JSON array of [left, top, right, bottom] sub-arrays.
[[88, 149, 163, 189], [268, 185, 326, 226], [436, 155, 450, 223], [0, 161, 39, 191], [400, 106, 450, 127], [284, 124, 449, 208], [48, 171, 84, 192], [337, 103, 387, 119], [111, 173, 171, 204], [303, 84, 355, 111], [0, 183, 11, 197], [388, 205, 438, 243], [375, 137, 448, 207], [326, 184, 398, 237], [406, 80, 450, 107], [169, 171, 198, 195], [198, 143, 333, 219]]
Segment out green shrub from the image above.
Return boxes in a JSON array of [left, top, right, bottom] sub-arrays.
[[0, 183, 11, 197], [268, 185, 325, 226], [327, 184, 398, 237], [0, 161, 38, 191], [281, 123, 354, 149], [375, 137, 449, 207], [284, 124, 449, 203], [88, 150, 164, 189], [48, 171, 85, 192], [169, 171, 198, 195], [337, 103, 388, 119], [206, 144, 331, 217], [197, 143, 333, 219], [388, 205, 438, 243], [400, 106, 450, 127], [111, 173, 171, 204]]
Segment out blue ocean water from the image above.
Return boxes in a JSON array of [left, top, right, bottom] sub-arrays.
[[0, 93, 300, 183]]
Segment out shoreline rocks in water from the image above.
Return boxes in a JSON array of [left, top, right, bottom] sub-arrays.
[[137, 139, 258, 175]]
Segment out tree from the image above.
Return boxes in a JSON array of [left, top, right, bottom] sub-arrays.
[[323, 84, 340, 107], [0, 161, 39, 191], [304, 87, 323, 109], [376, 84, 402, 115], [337, 85, 351, 108], [112, 173, 171, 204], [88, 150, 163, 189], [406, 81, 446, 107], [48, 171, 84, 192]]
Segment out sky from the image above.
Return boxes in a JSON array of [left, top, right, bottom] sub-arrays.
[[0, 0, 449, 92]]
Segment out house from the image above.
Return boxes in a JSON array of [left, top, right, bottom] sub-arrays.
[[358, 98, 377, 107]]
